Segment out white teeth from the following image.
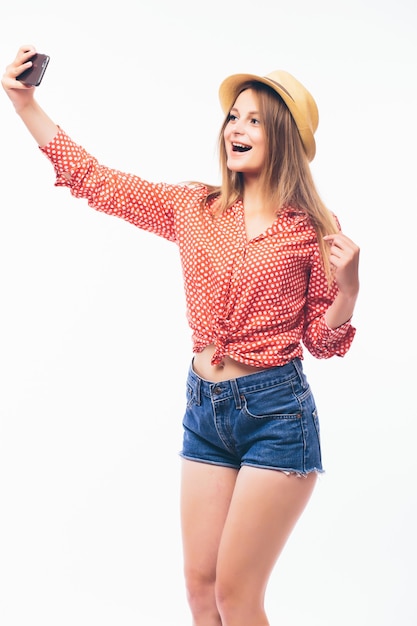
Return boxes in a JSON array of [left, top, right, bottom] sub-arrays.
[[232, 142, 251, 153]]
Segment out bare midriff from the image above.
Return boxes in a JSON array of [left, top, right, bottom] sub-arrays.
[[192, 344, 269, 383]]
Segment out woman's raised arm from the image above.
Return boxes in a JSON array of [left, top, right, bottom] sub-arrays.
[[2, 45, 59, 147]]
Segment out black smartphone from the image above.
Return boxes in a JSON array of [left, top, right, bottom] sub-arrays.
[[17, 53, 50, 86]]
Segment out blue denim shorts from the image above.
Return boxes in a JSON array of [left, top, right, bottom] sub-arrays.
[[180, 358, 323, 475]]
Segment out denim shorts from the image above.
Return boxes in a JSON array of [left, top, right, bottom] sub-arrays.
[[180, 358, 323, 475]]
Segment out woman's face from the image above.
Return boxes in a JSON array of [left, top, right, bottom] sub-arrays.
[[223, 88, 266, 179]]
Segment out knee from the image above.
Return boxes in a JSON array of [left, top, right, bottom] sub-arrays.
[[184, 568, 220, 624], [215, 580, 237, 621], [215, 579, 266, 625]]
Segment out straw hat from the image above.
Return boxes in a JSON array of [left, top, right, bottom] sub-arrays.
[[218, 70, 319, 161]]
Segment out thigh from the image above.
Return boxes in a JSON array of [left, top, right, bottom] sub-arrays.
[[216, 466, 317, 598], [180, 459, 239, 578]]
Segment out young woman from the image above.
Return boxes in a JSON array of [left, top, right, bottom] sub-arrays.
[[2, 45, 360, 626]]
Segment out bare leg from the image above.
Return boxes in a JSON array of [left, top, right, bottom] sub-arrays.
[[180, 459, 238, 626], [215, 467, 317, 626]]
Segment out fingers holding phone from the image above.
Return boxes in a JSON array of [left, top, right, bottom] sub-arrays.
[[17, 52, 50, 86], [3, 45, 37, 85], [2, 45, 50, 112]]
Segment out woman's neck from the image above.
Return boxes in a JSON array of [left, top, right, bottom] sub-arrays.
[[241, 178, 265, 214]]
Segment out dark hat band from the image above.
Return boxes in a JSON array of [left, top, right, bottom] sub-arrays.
[[265, 78, 295, 102]]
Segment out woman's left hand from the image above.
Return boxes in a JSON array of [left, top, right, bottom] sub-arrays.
[[324, 232, 360, 297]]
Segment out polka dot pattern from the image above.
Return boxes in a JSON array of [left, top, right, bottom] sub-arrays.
[[40, 129, 356, 367]]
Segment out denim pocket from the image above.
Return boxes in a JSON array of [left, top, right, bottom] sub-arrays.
[[186, 383, 194, 408], [240, 382, 301, 421], [186, 381, 201, 409]]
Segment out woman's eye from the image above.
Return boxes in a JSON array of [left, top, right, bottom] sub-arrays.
[[228, 113, 238, 122], [251, 118, 260, 125]]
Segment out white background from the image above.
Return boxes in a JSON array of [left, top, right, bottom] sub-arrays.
[[0, 1, 416, 624]]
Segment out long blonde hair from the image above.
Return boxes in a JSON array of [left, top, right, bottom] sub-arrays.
[[204, 81, 338, 284]]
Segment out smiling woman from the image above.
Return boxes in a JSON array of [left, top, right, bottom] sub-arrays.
[[2, 45, 359, 626], [224, 90, 267, 180]]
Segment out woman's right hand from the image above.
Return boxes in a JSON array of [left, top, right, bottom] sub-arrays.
[[2, 45, 38, 113], [2, 44, 59, 147]]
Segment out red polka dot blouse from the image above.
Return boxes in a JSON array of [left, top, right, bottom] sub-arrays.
[[40, 129, 356, 367]]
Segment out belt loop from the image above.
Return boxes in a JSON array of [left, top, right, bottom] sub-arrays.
[[230, 379, 242, 410], [196, 376, 201, 405], [292, 358, 307, 390], [190, 360, 202, 405]]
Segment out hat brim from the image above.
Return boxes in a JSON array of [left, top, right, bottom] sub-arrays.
[[218, 72, 317, 161]]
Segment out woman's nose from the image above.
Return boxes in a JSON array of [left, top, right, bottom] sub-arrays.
[[232, 119, 244, 134]]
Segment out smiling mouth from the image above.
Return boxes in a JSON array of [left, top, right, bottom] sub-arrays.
[[232, 142, 251, 153]]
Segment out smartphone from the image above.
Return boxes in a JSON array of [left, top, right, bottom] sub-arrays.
[[17, 53, 50, 86]]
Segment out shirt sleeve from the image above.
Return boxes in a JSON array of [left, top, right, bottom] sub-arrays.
[[39, 127, 179, 242], [302, 247, 356, 358]]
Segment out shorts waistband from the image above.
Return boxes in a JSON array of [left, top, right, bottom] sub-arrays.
[[188, 358, 306, 406]]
